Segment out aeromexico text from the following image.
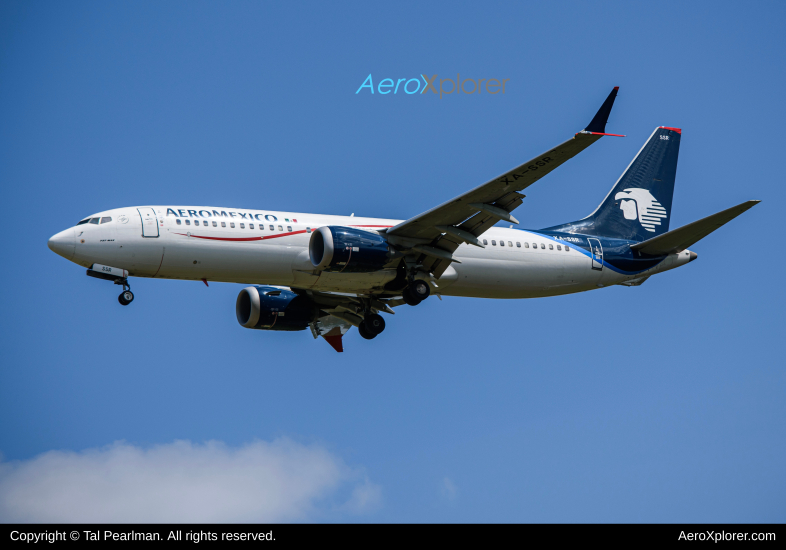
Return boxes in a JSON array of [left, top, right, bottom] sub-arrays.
[[166, 208, 285, 222]]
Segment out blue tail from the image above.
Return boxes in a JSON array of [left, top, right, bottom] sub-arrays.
[[545, 126, 682, 242]]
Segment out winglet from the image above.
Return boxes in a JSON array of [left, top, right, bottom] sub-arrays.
[[320, 326, 345, 352], [583, 87, 622, 135], [323, 334, 344, 352]]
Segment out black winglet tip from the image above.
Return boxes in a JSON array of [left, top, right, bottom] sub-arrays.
[[583, 87, 620, 134]]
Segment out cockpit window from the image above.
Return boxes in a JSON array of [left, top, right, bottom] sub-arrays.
[[89, 218, 100, 224], [100, 217, 112, 224], [77, 218, 90, 226]]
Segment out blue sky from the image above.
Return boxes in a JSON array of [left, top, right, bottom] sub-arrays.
[[1, 1, 784, 522]]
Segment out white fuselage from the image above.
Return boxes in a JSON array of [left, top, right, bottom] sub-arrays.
[[49, 206, 693, 298]]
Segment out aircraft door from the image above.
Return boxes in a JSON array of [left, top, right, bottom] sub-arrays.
[[138, 207, 159, 238], [588, 238, 603, 270]]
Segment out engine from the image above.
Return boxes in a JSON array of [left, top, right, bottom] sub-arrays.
[[236, 286, 318, 331], [309, 226, 396, 273]]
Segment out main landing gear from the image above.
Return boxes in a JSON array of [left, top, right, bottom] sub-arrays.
[[402, 279, 430, 306], [358, 313, 386, 340], [117, 280, 134, 306]]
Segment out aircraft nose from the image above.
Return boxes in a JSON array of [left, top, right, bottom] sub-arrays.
[[48, 228, 75, 260]]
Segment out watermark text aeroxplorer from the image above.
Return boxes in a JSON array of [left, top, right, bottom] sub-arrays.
[[356, 74, 509, 98]]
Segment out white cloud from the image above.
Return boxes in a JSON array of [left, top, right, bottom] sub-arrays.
[[441, 477, 458, 502], [0, 438, 381, 522]]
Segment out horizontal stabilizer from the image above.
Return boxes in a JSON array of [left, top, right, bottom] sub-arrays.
[[630, 200, 760, 256]]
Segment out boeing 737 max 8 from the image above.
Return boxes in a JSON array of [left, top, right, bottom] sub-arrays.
[[47, 88, 759, 351]]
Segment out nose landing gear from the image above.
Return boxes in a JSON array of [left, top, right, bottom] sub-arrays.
[[118, 288, 134, 306], [86, 264, 135, 306]]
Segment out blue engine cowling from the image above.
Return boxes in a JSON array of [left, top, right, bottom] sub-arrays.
[[236, 286, 317, 331], [309, 226, 394, 273]]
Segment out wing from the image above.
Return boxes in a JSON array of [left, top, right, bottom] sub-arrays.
[[301, 290, 400, 352], [386, 87, 623, 277]]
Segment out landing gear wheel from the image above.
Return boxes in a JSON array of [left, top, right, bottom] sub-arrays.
[[363, 313, 386, 335], [118, 290, 134, 306], [402, 287, 422, 306], [410, 280, 431, 300], [358, 322, 377, 340]]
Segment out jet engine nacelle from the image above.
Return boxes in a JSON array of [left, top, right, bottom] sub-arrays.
[[236, 286, 317, 331], [309, 226, 394, 273]]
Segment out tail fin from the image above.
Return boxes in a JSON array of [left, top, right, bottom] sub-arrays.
[[546, 126, 682, 241]]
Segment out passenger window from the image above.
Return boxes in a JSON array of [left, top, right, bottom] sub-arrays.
[[77, 219, 90, 225], [307, 227, 311, 233], [89, 218, 100, 224], [565, 246, 570, 251], [278, 225, 283, 231], [540, 243, 545, 249], [221, 222, 226, 228], [524, 242, 529, 248], [508, 241, 513, 247], [516, 242, 521, 248], [176, 219, 182, 225], [212, 221, 217, 227], [230, 223, 235, 228], [499, 240, 504, 246], [269, 225, 274, 231], [100, 217, 112, 224], [491, 240, 496, 246], [240, 223, 245, 229], [483, 239, 488, 245], [287, 226, 292, 232], [185, 220, 191, 226], [549, 244, 553, 250], [249, 223, 254, 229], [557, 245, 562, 250]]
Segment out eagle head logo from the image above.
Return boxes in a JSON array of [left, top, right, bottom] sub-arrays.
[[614, 188, 668, 232]]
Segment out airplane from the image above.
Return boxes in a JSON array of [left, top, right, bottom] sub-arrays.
[[47, 87, 759, 352]]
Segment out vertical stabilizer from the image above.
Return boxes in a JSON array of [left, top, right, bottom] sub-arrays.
[[545, 127, 682, 241]]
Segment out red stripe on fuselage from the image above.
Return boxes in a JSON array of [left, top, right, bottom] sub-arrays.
[[173, 225, 394, 243], [174, 230, 309, 242]]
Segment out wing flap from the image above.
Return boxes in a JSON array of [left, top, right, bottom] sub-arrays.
[[630, 200, 760, 256]]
